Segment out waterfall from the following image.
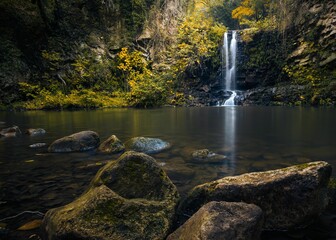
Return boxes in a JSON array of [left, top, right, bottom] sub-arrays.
[[221, 31, 238, 106], [223, 91, 237, 106]]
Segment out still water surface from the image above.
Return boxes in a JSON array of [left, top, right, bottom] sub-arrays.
[[0, 106, 335, 219]]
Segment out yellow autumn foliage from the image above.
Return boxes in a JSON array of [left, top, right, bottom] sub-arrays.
[[232, 6, 255, 20]]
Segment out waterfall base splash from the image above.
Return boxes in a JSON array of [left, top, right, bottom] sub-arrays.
[[216, 91, 238, 107], [224, 91, 237, 106]]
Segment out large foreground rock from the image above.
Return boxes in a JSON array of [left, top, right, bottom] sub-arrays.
[[167, 201, 263, 240], [43, 151, 179, 240], [48, 131, 100, 153], [125, 137, 170, 154], [179, 161, 331, 230]]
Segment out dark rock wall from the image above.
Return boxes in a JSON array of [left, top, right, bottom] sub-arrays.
[[238, 0, 335, 98], [0, 1, 44, 104]]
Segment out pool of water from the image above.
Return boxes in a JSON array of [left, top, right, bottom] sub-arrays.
[[0, 106, 335, 225]]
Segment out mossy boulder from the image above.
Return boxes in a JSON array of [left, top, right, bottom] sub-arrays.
[[167, 201, 263, 240], [178, 161, 331, 230], [98, 135, 125, 154], [43, 151, 180, 240], [125, 137, 170, 154], [48, 130, 100, 153]]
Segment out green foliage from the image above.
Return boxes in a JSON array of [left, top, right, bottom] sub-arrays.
[[242, 31, 287, 86], [40, 50, 65, 91], [283, 65, 323, 86], [116, 47, 150, 91], [127, 75, 169, 108], [169, 92, 187, 106], [120, 0, 156, 37], [169, 9, 226, 80], [208, 0, 241, 29], [231, 0, 279, 30], [18, 82, 40, 100], [116, 47, 170, 108], [283, 64, 334, 105], [70, 54, 119, 91], [17, 87, 127, 110]]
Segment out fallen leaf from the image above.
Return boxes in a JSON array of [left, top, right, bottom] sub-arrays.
[[17, 219, 42, 231]]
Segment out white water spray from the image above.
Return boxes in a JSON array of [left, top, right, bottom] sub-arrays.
[[224, 91, 237, 106]]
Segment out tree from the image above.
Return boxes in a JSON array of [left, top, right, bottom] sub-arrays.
[[232, 0, 272, 25]]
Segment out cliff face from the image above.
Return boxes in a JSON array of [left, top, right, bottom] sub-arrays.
[[0, 0, 189, 105], [0, 0, 43, 104], [286, 0, 335, 69], [239, 0, 336, 105]]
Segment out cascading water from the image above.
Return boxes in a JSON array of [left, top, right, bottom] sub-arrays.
[[223, 91, 237, 106], [220, 31, 238, 106]]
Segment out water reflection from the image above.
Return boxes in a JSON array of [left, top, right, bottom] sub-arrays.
[[224, 106, 236, 175], [0, 107, 335, 219]]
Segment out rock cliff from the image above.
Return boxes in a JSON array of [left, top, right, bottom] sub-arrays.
[[0, 0, 189, 105], [239, 0, 335, 105]]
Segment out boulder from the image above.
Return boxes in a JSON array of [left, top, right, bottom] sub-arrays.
[[191, 149, 227, 164], [98, 135, 125, 154], [327, 178, 336, 210], [0, 126, 21, 137], [178, 161, 331, 230], [167, 201, 263, 240], [43, 151, 180, 240], [48, 131, 100, 153], [125, 137, 170, 154], [26, 128, 46, 136]]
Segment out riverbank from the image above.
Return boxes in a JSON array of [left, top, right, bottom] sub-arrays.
[[2, 83, 335, 112]]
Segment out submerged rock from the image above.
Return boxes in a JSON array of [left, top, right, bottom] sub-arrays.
[[98, 135, 125, 154], [191, 149, 227, 163], [125, 137, 170, 154], [48, 131, 100, 153], [179, 161, 331, 230], [0, 211, 44, 230], [43, 151, 179, 240], [167, 201, 263, 240], [29, 143, 47, 148], [26, 128, 46, 136], [0, 126, 21, 137]]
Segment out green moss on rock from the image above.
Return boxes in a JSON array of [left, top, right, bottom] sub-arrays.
[[43, 151, 180, 240], [178, 161, 332, 231]]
